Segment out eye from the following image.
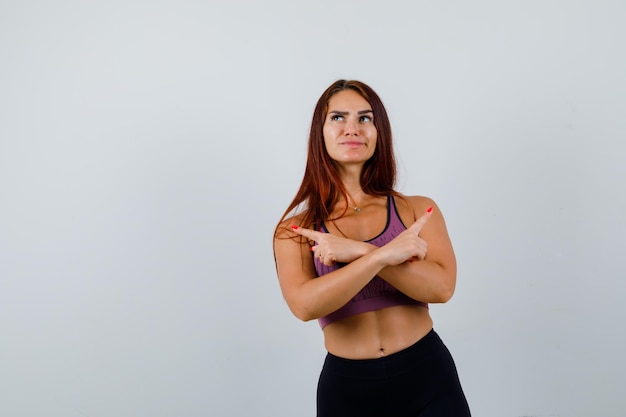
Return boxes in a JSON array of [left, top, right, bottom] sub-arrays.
[[330, 114, 344, 121], [359, 115, 372, 123]]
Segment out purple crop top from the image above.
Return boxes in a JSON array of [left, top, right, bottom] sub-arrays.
[[314, 195, 428, 329]]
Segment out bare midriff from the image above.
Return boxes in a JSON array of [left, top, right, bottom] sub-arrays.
[[322, 304, 433, 359]]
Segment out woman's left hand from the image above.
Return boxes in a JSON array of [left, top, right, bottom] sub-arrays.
[[290, 226, 371, 266]]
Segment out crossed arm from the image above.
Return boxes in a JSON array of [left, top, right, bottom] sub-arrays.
[[273, 199, 457, 321]]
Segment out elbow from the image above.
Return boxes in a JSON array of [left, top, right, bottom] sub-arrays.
[[283, 289, 320, 322], [432, 266, 456, 303], [298, 314, 316, 323], [293, 309, 316, 322], [436, 285, 455, 303], [431, 278, 456, 303], [288, 302, 318, 322]]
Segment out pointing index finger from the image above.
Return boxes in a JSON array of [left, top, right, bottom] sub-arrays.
[[290, 225, 322, 242], [408, 206, 433, 235]]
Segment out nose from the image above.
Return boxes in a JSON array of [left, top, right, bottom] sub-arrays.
[[344, 119, 359, 136]]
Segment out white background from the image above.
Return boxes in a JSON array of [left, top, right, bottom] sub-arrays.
[[1, 1, 625, 416]]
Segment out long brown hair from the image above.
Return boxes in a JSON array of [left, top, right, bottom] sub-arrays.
[[276, 79, 398, 234]]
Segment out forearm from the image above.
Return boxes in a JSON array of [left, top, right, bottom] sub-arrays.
[[293, 251, 385, 321], [355, 243, 456, 303], [378, 260, 456, 303]]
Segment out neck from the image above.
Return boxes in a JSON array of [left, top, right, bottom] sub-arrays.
[[336, 164, 366, 212]]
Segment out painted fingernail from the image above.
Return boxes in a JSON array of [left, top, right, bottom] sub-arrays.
[[310, 247, 314, 251], [426, 207, 433, 213], [291, 225, 299, 230]]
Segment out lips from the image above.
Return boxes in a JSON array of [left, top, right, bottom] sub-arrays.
[[340, 141, 364, 146]]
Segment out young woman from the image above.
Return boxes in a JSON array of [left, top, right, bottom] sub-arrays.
[[273, 80, 471, 416]]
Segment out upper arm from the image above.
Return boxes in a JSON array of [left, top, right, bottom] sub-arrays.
[[273, 219, 317, 316], [401, 195, 457, 275], [414, 196, 456, 275]]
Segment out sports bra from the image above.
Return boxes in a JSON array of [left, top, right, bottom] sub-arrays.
[[314, 195, 428, 329]]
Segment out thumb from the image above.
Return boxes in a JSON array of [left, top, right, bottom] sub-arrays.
[[408, 206, 433, 235]]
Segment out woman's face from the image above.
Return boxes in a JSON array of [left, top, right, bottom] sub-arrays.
[[323, 89, 377, 167]]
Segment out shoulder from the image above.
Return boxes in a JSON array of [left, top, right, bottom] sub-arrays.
[[393, 193, 437, 219], [274, 213, 305, 239], [274, 210, 319, 242]]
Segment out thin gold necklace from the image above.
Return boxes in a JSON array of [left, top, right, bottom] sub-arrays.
[[349, 197, 362, 213], [347, 192, 363, 213]]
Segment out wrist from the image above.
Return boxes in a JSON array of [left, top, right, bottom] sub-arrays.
[[359, 242, 377, 258], [366, 246, 388, 271]]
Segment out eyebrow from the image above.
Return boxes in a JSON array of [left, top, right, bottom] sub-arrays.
[[328, 110, 374, 115]]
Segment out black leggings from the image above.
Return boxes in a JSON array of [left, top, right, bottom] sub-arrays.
[[317, 329, 471, 417]]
